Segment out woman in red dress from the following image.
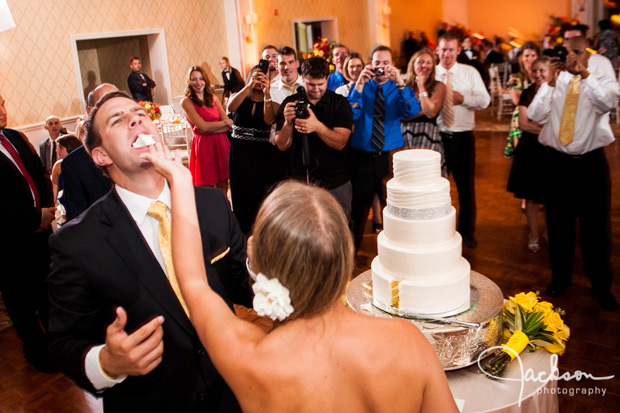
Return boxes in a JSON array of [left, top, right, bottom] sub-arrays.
[[182, 65, 232, 194]]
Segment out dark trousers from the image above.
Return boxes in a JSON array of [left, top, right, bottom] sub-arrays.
[[441, 131, 476, 238], [543, 146, 613, 293], [350, 149, 390, 250], [0, 230, 51, 357]]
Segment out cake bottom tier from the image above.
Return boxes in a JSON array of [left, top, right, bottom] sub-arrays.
[[371, 257, 471, 315]]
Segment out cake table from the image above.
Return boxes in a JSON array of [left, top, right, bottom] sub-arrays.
[[346, 270, 504, 370]]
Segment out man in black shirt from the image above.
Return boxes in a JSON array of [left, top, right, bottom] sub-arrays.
[[275, 57, 353, 218]]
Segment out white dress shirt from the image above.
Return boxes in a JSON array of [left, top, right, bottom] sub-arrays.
[[85, 181, 172, 390], [527, 53, 619, 154], [270, 75, 304, 105], [435, 63, 490, 132]]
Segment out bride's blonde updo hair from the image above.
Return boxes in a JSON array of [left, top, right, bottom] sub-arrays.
[[251, 181, 354, 321]]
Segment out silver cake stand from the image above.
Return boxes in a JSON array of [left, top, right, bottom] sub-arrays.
[[346, 270, 503, 370]]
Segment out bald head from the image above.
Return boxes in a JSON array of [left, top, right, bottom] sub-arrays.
[[44, 115, 62, 139], [87, 83, 119, 114]]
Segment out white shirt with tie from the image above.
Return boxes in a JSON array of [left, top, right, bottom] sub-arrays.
[[84, 182, 172, 390], [435, 63, 490, 133], [527, 53, 619, 155]]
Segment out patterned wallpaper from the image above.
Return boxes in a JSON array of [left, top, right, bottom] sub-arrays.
[[254, 0, 371, 61], [0, 0, 229, 127]]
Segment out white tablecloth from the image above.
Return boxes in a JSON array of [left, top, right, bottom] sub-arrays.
[[447, 350, 559, 412]]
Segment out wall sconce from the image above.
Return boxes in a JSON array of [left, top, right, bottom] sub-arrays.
[[381, 5, 391, 29], [0, 0, 16, 32], [245, 12, 258, 43]]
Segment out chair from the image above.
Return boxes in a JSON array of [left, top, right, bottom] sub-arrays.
[[159, 105, 175, 122], [489, 65, 514, 120], [161, 122, 190, 165]]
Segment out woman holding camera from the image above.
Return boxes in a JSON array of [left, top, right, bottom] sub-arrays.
[[141, 141, 458, 412], [226, 66, 285, 235]]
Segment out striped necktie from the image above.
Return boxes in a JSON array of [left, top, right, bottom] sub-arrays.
[[558, 76, 580, 146], [0, 132, 40, 207], [371, 85, 385, 151], [443, 71, 455, 128], [147, 201, 190, 318]]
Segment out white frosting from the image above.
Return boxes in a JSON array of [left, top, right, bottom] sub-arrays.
[[372, 258, 471, 314], [383, 206, 456, 246], [132, 134, 155, 148], [372, 149, 471, 315]]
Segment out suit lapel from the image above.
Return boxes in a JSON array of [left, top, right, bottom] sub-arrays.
[[101, 190, 195, 336]]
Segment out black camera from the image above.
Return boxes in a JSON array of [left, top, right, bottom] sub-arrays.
[[258, 59, 269, 75], [548, 46, 567, 63], [295, 86, 310, 120], [370, 66, 385, 76]]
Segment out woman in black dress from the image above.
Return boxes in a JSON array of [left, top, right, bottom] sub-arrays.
[[227, 65, 285, 235], [507, 56, 550, 252]]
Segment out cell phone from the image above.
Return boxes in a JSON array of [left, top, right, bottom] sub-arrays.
[[258, 59, 270, 75]]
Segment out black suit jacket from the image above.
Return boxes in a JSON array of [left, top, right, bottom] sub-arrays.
[[62, 145, 111, 221], [1, 128, 53, 238], [48, 186, 251, 412], [38, 137, 54, 175], [222, 67, 244, 98], [127, 71, 156, 102]]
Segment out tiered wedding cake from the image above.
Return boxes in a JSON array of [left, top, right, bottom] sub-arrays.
[[372, 149, 471, 315]]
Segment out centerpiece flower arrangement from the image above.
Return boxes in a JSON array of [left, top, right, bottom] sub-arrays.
[[138, 101, 161, 121], [481, 291, 570, 379], [300, 37, 336, 73], [544, 15, 579, 48]]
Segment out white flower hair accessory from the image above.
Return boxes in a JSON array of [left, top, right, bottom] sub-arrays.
[[252, 273, 294, 321]]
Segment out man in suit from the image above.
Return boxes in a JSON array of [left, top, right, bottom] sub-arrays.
[[127, 57, 156, 102], [47, 91, 252, 411], [62, 83, 116, 220], [220, 56, 244, 104], [39, 115, 65, 175], [0, 93, 56, 372]]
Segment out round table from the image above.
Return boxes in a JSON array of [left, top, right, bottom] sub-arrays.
[[447, 349, 559, 412]]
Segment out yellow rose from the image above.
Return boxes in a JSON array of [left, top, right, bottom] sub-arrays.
[[544, 310, 565, 333], [544, 341, 566, 355], [534, 301, 554, 313], [556, 324, 570, 341], [510, 292, 538, 312], [503, 299, 516, 314], [503, 327, 512, 339]]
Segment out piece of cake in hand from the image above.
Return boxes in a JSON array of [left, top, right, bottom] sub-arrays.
[[132, 133, 156, 148]]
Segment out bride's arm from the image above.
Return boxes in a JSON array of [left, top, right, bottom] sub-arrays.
[[141, 144, 266, 374]]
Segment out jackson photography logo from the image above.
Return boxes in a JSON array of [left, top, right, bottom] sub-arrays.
[[477, 347, 614, 406]]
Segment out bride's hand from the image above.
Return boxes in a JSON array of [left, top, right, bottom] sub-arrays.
[[141, 143, 192, 185]]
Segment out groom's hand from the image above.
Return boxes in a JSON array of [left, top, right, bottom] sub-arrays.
[[99, 307, 165, 377]]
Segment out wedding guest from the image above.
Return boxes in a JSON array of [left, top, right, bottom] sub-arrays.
[[1, 93, 56, 373], [40, 115, 63, 175], [326, 43, 350, 91], [335, 53, 364, 97], [182, 65, 232, 194], [402, 48, 446, 175], [261, 45, 280, 83], [127, 57, 156, 102], [507, 57, 550, 253], [141, 145, 458, 412], [51, 134, 82, 203], [527, 36, 619, 311], [507, 42, 540, 106], [227, 66, 285, 234]]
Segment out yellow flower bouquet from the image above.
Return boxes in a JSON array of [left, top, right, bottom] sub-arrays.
[[138, 101, 161, 121], [481, 291, 570, 378]]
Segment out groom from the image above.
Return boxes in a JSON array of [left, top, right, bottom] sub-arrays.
[[47, 91, 251, 411]]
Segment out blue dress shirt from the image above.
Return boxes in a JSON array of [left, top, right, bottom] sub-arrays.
[[348, 79, 419, 152], [327, 71, 348, 92]]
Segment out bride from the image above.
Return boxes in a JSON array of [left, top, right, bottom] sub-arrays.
[[142, 144, 457, 412]]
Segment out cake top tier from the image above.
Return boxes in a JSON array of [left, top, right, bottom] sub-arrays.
[[393, 149, 441, 187]]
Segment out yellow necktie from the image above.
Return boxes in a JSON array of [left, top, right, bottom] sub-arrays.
[[558, 76, 581, 146], [443, 71, 454, 128], [147, 201, 190, 317]]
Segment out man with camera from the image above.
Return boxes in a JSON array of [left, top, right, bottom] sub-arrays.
[[527, 36, 619, 311], [347, 45, 419, 250], [274, 56, 353, 217]]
